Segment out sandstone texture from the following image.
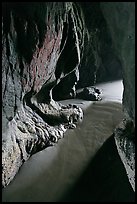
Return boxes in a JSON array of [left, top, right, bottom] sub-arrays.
[[2, 2, 135, 191], [2, 2, 84, 188]]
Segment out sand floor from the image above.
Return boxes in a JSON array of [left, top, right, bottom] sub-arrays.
[[2, 80, 135, 202]]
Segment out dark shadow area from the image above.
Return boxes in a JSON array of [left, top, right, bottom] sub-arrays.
[[59, 135, 135, 202], [77, 2, 123, 89]]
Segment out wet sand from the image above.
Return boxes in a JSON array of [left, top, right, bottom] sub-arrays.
[[2, 80, 135, 202]]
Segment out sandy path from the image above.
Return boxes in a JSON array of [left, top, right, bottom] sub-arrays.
[[3, 80, 134, 202]]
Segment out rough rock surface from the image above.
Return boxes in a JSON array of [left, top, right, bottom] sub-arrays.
[[114, 119, 135, 191], [76, 87, 102, 101], [2, 2, 135, 192], [76, 2, 122, 88], [52, 3, 122, 93], [2, 102, 83, 188], [52, 68, 80, 101], [101, 2, 135, 191], [2, 2, 84, 188]]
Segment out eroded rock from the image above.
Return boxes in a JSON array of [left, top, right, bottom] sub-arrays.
[[2, 2, 85, 188], [2, 101, 83, 188], [114, 119, 135, 192], [101, 2, 135, 192], [76, 86, 102, 101]]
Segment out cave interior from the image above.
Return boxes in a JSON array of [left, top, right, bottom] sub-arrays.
[[2, 2, 135, 202]]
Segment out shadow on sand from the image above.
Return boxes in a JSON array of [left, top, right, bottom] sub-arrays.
[[59, 135, 135, 202]]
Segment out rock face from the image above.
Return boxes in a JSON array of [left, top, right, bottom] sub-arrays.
[[2, 2, 84, 188], [76, 87, 102, 101], [101, 2, 135, 191], [52, 2, 123, 95], [2, 2, 135, 192], [114, 119, 135, 192], [76, 2, 122, 88]]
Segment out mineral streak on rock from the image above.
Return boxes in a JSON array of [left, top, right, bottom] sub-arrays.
[[2, 2, 85, 188]]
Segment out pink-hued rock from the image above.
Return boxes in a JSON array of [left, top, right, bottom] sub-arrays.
[[2, 2, 85, 188]]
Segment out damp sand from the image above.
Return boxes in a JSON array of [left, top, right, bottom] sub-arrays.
[[2, 80, 134, 202]]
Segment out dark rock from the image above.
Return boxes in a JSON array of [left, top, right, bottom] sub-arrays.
[[52, 68, 79, 101], [76, 2, 122, 89], [114, 119, 135, 192], [101, 2, 135, 191], [101, 2, 135, 123], [76, 87, 102, 101]]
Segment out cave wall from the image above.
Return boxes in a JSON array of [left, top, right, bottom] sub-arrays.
[[100, 2, 135, 191], [101, 2, 135, 123], [77, 2, 122, 88], [2, 2, 63, 133], [2, 2, 84, 187], [2, 2, 85, 133], [2, 2, 135, 191], [52, 2, 123, 99]]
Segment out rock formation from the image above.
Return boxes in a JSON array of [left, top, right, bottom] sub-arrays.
[[101, 2, 135, 191], [2, 2, 135, 192], [2, 2, 84, 188], [76, 2, 122, 88]]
